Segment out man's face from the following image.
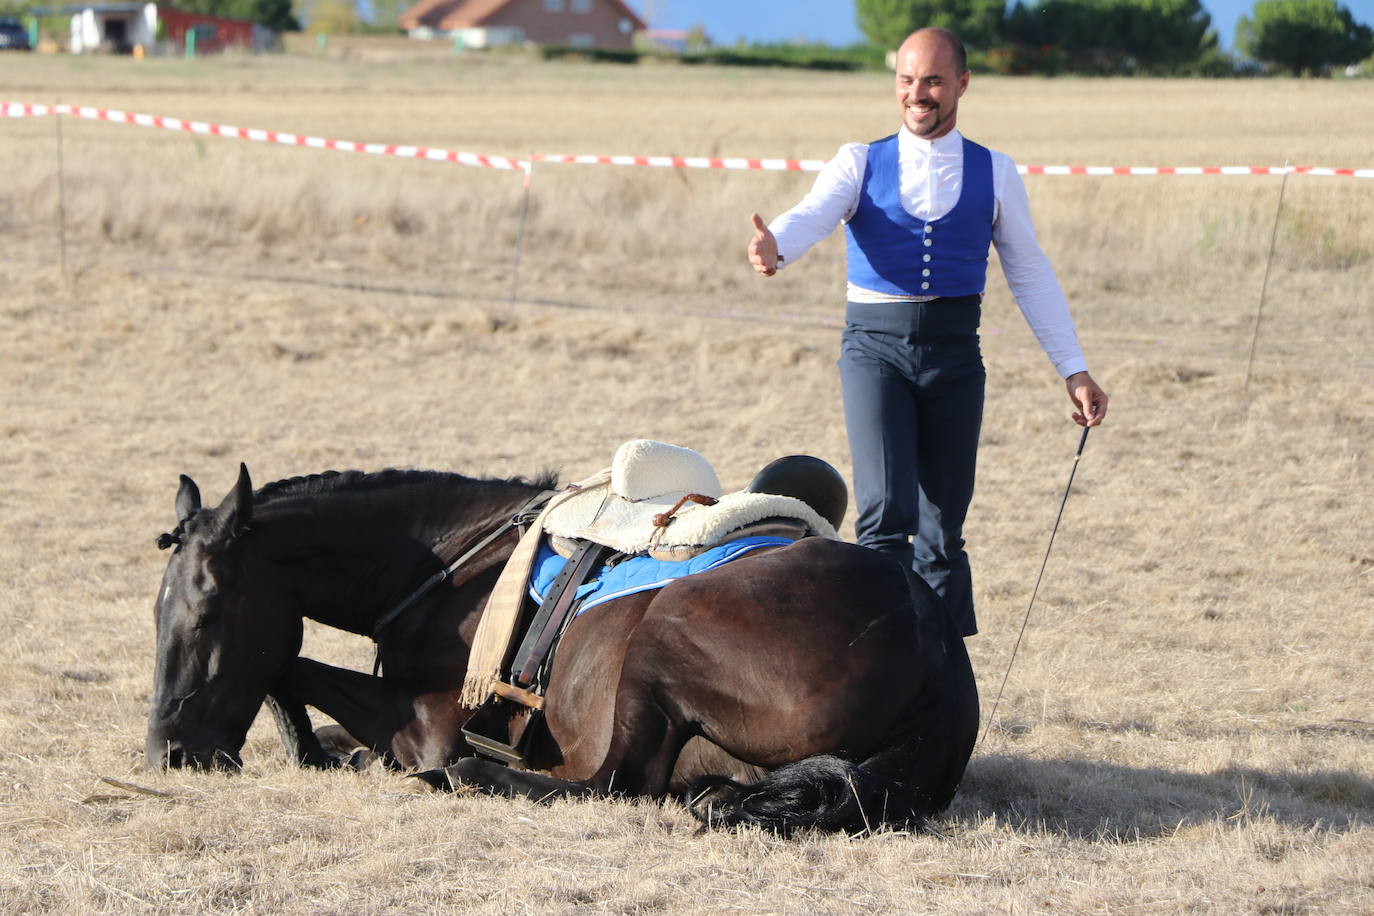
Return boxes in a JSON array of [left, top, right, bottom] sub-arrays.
[[894, 35, 969, 140]]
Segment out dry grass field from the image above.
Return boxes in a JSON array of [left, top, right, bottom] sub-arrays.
[[2, 50, 1372, 912]]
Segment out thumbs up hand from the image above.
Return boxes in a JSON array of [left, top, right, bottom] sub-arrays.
[[747, 213, 779, 277]]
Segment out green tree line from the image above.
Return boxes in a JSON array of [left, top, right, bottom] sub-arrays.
[[174, 0, 298, 32], [857, 0, 1373, 75]]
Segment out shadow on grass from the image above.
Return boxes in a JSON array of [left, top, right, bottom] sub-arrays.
[[949, 752, 1374, 839]]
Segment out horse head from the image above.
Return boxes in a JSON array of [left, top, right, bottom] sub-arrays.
[[146, 464, 304, 771]]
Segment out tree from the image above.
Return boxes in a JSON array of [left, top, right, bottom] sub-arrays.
[[249, 0, 299, 32], [175, 0, 300, 31], [1236, 0, 1373, 74], [367, 0, 411, 28], [685, 23, 712, 53], [855, 0, 1007, 49], [303, 0, 355, 33], [1003, 0, 1217, 72], [1111, 0, 1217, 67]]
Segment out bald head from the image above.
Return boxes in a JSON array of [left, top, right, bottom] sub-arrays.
[[898, 28, 968, 76], [893, 28, 970, 140]]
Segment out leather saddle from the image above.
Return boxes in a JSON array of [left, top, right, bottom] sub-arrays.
[[460, 440, 849, 767], [541, 439, 841, 561]]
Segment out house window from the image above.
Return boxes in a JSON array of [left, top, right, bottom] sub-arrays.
[[571, 0, 591, 11], [568, 33, 594, 47], [544, 0, 564, 11]]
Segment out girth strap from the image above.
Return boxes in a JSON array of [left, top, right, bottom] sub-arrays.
[[511, 539, 609, 687]]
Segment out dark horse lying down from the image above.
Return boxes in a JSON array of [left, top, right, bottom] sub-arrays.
[[148, 464, 978, 832]]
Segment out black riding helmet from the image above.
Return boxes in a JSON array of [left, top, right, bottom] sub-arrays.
[[746, 455, 848, 530]]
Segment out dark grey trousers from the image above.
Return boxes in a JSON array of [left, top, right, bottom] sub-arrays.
[[838, 297, 985, 637]]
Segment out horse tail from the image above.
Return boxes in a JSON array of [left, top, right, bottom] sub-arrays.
[[686, 752, 924, 834]]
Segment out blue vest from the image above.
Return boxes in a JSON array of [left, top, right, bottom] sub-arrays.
[[845, 134, 995, 298]]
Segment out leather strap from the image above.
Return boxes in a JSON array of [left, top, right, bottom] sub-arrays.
[[511, 540, 608, 687]]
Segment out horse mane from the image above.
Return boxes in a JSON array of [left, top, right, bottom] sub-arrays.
[[252, 468, 559, 505], [158, 467, 557, 550]]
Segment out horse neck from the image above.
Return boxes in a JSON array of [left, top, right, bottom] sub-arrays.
[[263, 475, 542, 637]]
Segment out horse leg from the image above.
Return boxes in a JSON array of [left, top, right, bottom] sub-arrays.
[[901, 626, 979, 815], [417, 682, 691, 802], [412, 755, 593, 799], [263, 693, 343, 769], [843, 593, 979, 821], [314, 724, 368, 759], [271, 656, 419, 769], [267, 703, 372, 771]]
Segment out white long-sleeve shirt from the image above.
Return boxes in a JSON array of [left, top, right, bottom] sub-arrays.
[[771, 128, 1088, 379]]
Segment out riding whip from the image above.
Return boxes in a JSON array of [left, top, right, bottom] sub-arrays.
[[978, 424, 1091, 749], [1243, 159, 1291, 397]]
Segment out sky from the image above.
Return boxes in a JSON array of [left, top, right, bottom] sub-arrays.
[[623, 0, 1370, 52]]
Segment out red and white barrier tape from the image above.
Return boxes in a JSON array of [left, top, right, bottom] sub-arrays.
[[1021, 164, 1373, 178], [533, 154, 1374, 179], [2, 102, 528, 171], [531, 153, 828, 172], [6, 102, 1373, 179]]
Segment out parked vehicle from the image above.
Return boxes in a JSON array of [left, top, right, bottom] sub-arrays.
[[0, 18, 32, 51]]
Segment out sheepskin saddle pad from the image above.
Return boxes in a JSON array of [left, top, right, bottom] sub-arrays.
[[541, 439, 837, 561]]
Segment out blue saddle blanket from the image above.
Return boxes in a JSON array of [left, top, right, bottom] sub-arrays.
[[528, 536, 794, 616]]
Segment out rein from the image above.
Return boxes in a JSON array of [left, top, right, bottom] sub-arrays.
[[371, 490, 555, 675]]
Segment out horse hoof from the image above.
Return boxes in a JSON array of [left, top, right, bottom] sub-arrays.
[[684, 777, 744, 826], [410, 766, 458, 792]]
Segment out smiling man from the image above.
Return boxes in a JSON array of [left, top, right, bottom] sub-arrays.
[[746, 27, 1108, 638]]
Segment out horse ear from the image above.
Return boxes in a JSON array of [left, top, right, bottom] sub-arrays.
[[219, 463, 253, 535], [175, 474, 201, 523]]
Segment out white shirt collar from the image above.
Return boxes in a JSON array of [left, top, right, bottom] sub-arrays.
[[898, 126, 963, 157]]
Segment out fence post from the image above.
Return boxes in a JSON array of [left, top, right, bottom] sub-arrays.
[[508, 160, 533, 309], [55, 106, 69, 280]]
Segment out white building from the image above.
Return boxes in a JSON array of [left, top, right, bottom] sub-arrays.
[[66, 2, 157, 53]]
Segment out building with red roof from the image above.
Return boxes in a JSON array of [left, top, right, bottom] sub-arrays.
[[398, 0, 646, 50]]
